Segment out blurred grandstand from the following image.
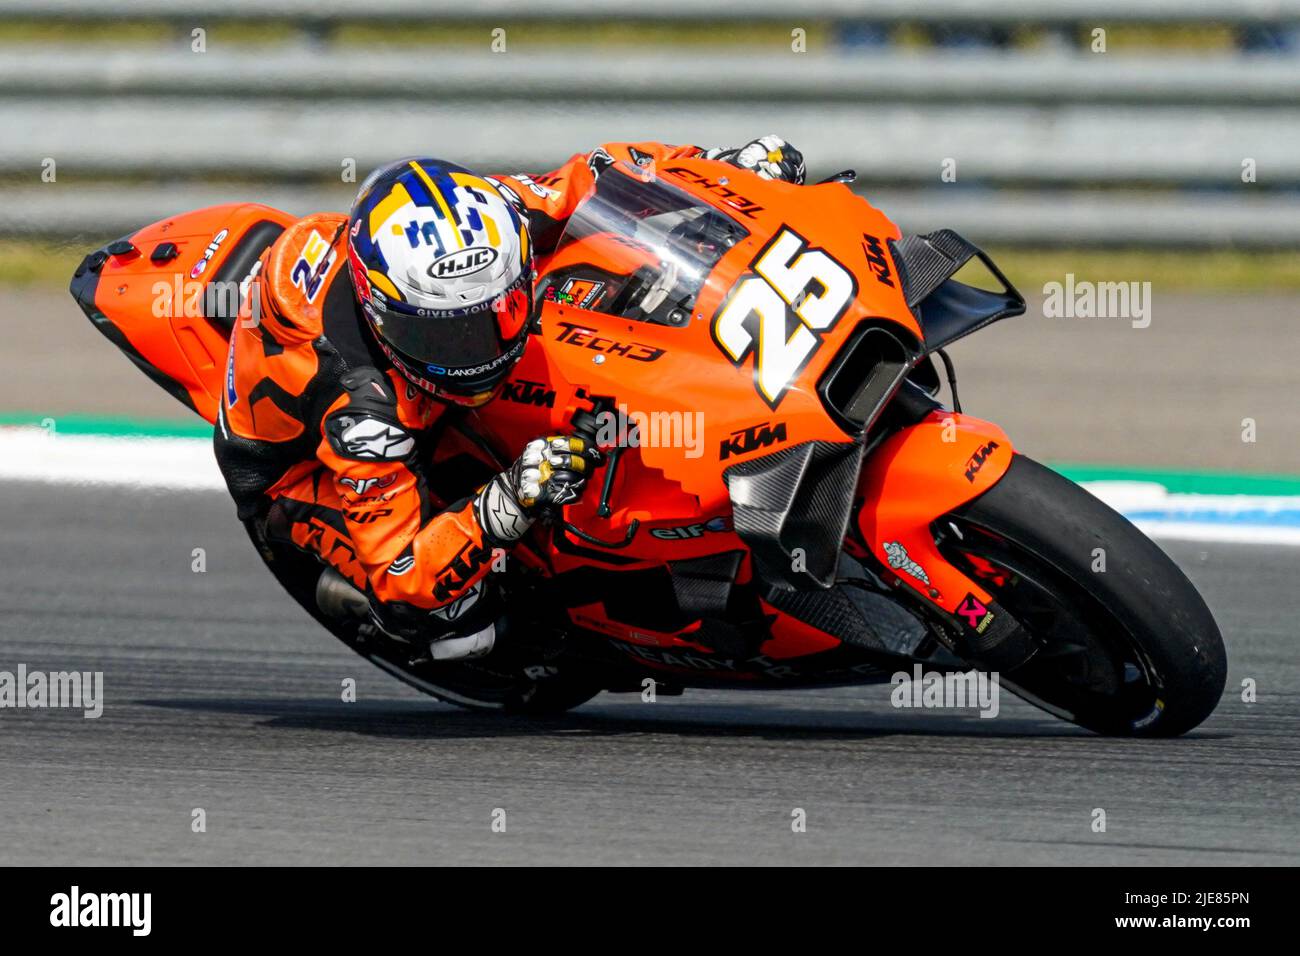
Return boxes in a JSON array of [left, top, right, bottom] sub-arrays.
[[1, 0, 1299, 250]]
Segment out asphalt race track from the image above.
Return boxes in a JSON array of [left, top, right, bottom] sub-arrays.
[[1, 481, 1297, 865]]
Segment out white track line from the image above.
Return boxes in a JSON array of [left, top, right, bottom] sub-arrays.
[[0, 428, 223, 490], [2, 428, 1297, 545]]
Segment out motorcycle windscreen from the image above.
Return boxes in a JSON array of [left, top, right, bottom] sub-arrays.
[[537, 161, 750, 328]]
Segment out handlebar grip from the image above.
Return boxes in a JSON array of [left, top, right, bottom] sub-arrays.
[[569, 409, 601, 445]]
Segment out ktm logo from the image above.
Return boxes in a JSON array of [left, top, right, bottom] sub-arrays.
[[298, 519, 365, 590], [719, 421, 788, 460], [429, 246, 498, 279], [500, 379, 556, 408], [964, 440, 1000, 482], [861, 234, 895, 288], [433, 541, 493, 604]]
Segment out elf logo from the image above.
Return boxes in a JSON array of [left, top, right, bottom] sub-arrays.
[[719, 421, 788, 460], [50, 886, 151, 936], [650, 516, 732, 539], [963, 440, 1000, 482], [429, 246, 498, 279], [190, 228, 229, 279]]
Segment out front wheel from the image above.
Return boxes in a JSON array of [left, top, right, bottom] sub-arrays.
[[936, 455, 1226, 736]]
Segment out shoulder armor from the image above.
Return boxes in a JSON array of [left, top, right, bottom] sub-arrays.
[[324, 367, 416, 462], [261, 213, 349, 341]]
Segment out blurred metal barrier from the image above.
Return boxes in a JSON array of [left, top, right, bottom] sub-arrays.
[[9, 0, 1300, 25], [6, 96, 1298, 183], [4, 47, 1299, 106], [1, 2, 1297, 245], [8, 184, 1299, 248]]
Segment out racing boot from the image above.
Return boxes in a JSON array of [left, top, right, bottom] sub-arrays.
[[314, 567, 496, 662]]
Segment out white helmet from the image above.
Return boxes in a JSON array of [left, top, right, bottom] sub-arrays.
[[347, 157, 533, 406]]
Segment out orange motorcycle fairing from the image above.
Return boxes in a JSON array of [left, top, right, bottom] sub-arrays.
[[856, 410, 1014, 616], [70, 203, 296, 424]]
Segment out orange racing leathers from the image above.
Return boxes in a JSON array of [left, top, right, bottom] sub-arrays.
[[213, 141, 707, 633]]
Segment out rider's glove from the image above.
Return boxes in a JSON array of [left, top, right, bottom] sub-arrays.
[[703, 135, 806, 185], [475, 435, 602, 545]]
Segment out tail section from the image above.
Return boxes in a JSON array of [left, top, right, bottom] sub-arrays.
[[69, 203, 296, 424]]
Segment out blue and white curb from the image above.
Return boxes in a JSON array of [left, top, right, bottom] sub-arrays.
[[1, 425, 1298, 546], [1079, 480, 1300, 547]]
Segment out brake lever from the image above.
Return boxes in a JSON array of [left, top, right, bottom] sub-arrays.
[[596, 445, 622, 518], [539, 401, 627, 535]]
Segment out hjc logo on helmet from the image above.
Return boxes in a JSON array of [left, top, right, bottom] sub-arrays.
[[428, 246, 499, 279]]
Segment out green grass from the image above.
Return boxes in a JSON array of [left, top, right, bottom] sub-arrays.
[[981, 248, 1300, 293], [0, 18, 1242, 51], [0, 20, 301, 45], [0, 240, 105, 286], [6, 237, 1300, 292], [0, 21, 174, 44], [0, 18, 823, 48], [336, 21, 827, 48]]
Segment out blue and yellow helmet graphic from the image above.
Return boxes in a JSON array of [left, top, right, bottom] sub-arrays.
[[347, 158, 534, 401]]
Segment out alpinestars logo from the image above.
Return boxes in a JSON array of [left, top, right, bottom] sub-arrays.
[[387, 553, 416, 576], [586, 146, 616, 176], [339, 418, 414, 460], [476, 476, 530, 543], [432, 580, 483, 621], [548, 482, 580, 505]]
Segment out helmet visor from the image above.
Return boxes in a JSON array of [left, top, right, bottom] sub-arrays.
[[363, 273, 532, 394]]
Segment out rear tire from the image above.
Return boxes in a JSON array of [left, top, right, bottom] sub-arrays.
[[942, 454, 1226, 736]]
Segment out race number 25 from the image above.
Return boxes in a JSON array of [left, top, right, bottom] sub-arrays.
[[711, 227, 856, 408]]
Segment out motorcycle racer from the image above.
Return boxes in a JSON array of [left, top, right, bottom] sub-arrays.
[[214, 136, 805, 660]]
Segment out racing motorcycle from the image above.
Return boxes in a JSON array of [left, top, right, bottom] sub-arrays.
[[69, 157, 1226, 736]]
